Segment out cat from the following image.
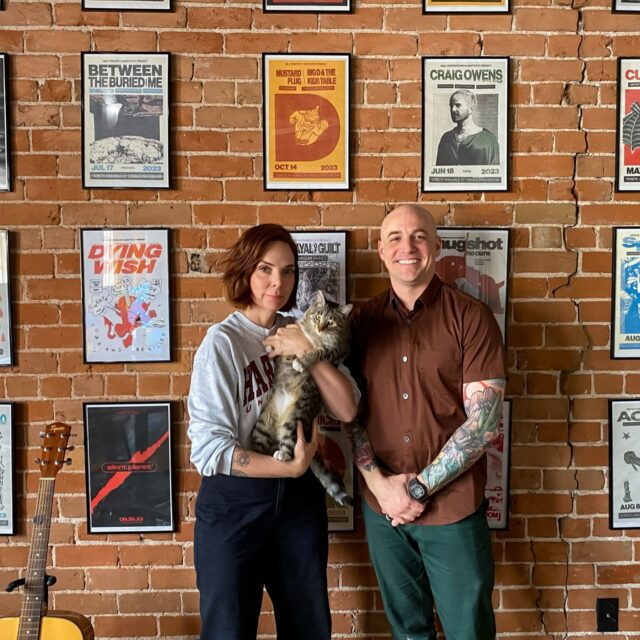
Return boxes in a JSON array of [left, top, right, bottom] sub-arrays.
[[251, 290, 354, 507]]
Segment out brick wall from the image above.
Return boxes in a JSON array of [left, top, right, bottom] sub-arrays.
[[0, 0, 635, 637]]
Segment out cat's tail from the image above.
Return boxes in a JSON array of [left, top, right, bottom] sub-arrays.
[[310, 455, 354, 507]]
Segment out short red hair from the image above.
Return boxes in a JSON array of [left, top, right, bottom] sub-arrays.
[[220, 224, 299, 312]]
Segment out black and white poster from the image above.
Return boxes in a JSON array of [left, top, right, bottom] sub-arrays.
[[613, 0, 640, 13], [290, 231, 348, 314], [0, 403, 14, 535], [436, 227, 509, 340], [81, 52, 171, 189], [80, 228, 171, 364], [0, 54, 10, 192], [0, 230, 12, 367], [84, 402, 174, 534], [423, 57, 509, 192], [609, 399, 640, 529]]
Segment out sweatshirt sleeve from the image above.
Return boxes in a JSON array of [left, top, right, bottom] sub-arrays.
[[187, 330, 239, 476]]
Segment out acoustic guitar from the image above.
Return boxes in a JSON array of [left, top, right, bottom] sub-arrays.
[[0, 421, 94, 639]]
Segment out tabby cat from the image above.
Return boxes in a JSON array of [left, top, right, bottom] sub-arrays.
[[251, 290, 354, 507]]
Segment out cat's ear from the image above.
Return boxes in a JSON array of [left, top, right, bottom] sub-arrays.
[[340, 303, 353, 317], [313, 289, 326, 306]]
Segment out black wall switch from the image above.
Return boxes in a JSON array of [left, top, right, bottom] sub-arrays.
[[596, 598, 619, 632]]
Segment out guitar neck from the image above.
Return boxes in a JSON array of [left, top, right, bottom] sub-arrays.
[[18, 477, 55, 640]]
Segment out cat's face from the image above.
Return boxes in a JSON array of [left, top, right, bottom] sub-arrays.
[[301, 291, 352, 336]]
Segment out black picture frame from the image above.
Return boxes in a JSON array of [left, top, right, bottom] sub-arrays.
[[84, 401, 175, 534], [80, 227, 172, 364], [609, 399, 640, 529], [611, 227, 640, 359], [82, 0, 170, 10], [81, 51, 171, 190], [290, 230, 348, 314], [613, 0, 640, 12], [0, 403, 15, 535], [0, 54, 11, 192], [262, 53, 351, 192], [422, 56, 510, 193], [263, 0, 350, 12], [0, 229, 13, 367], [616, 58, 640, 192]]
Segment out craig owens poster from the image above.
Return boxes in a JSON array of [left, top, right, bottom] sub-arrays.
[[84, 402, 174, 534], [81, 228, 171, 364], [263, 54, 350, 191]]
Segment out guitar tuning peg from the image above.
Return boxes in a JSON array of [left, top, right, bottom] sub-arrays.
[[35, 458, 42, 465], [70, 433, 78, 438], [66, 446, 75, 452], [39, 431, 46, 438], [65, 458, 72, 465]]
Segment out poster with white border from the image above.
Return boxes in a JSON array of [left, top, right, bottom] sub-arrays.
[[0, 230, 13, 366], [0, 403, 14, 535]]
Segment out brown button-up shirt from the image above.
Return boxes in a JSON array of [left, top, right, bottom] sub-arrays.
[[349, 275, 507, 525]]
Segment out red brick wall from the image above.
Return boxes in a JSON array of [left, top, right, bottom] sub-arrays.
[[0, 0, 634, 637]]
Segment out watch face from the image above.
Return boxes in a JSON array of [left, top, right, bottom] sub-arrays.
[[409, 479, 426, 500]]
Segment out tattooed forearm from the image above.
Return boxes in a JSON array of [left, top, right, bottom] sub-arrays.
[[346, 422, 378, 472], [421, 379, 505, 495], [231, 448, 250, 476]]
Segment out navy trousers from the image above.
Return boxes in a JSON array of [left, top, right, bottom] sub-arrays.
[[194, 471, 331, 640]]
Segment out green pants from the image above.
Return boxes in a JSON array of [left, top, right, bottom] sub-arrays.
[[363, 500, 496, 640]]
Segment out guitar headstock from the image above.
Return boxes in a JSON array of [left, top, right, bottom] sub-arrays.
[[39, 421, 72, 478]]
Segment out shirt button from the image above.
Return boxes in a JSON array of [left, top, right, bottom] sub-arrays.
[[402, 435, 411, 444], [405, 319, 411, 326], [402, 356, 408, 363], [402, 393, 409, 400]]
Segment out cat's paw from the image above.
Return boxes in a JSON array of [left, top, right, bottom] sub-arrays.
[[292, 358, 305, 372], [273, 450, 292, 462], [265, 344, 274, 354]]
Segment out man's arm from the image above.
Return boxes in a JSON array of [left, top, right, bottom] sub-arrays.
[[419, 377, 506, 494]]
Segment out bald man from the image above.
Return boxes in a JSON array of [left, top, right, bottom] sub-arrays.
[[347, 205, 507, 640]]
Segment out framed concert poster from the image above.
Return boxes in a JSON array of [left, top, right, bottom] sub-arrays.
[[84, 402, 174, 534], [0, 403, 14, 535], [435, 227, 509, 341], [424, 0, 508, 12], [264, 0, 350, 12], [422, 57, 509, 193], [0, 54, 10, 192], [485, 399, 511, 530], [81, 52, 171, 189], [0, 230, 13, 367], [80, 228, 171, 364], [290, 231, 348, 315], [609, 399, 640, 529], [263, 53, 351, 191], [616, 58, 640, 191], [613, 0, 640, 13], [83, 0, 170, 9]]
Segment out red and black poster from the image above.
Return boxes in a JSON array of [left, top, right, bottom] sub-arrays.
[[84, 402, 174, 534]]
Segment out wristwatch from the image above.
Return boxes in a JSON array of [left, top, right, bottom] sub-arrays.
[[407, 477, 430, 504]]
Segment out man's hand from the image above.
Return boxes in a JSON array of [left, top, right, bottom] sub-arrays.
[[287, 420, 318, 478], [368, 472, 426, 527], [264, 325, 313, 359]]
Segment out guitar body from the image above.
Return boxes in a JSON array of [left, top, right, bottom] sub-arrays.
[[0, 611, 94, 639]]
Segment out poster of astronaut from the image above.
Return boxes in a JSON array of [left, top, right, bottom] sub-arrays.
[[0, 55, 10, 192], [609, 399, 640, 529], [0, 403, 14, 535], [81, 52, 170, 189], [435, 227, 509, 341], [263, 54, 350, 191], [80, 228, 171, 364], [423, 57, 509, 193], [611, 227, 640, 358], [0, 230, 13, 367], [84, 402, 174, 534], [290, 231, 347, 315]]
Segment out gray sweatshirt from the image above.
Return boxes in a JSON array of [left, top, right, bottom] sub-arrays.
[[187, 311, 358, 476]]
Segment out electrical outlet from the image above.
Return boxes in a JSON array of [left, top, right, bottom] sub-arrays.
[[596, 597, 618, 632]]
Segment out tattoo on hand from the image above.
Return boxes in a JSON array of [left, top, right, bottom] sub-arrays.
[[232, 449, 250, 476]]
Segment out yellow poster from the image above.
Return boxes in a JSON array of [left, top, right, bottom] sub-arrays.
[[264, 54, 350, 191]]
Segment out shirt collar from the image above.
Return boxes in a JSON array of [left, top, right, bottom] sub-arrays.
[[389, 274, 442, 315]]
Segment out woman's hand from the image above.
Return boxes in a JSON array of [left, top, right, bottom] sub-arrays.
[[264, 325, 313, 359], [287, 420, 319, 478]]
